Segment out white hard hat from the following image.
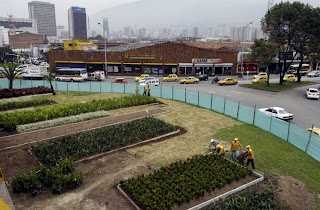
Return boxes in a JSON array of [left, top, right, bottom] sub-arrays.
[[211, 139, 214, 143]]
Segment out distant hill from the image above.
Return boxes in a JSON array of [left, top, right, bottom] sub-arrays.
[[91, 0, 267, 33]]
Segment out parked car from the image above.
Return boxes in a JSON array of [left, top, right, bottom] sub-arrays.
[[283, 74, 295, 82], [252, 72, 268, 79], [306, 127, 320, 136], [251, 76, 267, 84], [218, 78, 238, 85], [163, 74, 178, 82], [305, 88, 319, 100], [179, 76, 199, 84], [258, 107, 293, 121], [139, 77, 160, 86], [195, 73, 208, 81], [135, 74, 149, 82], [306, 71, 320, 77], [112, 78, 128, 84]]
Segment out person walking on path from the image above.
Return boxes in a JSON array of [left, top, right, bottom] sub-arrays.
[[230, 137, 242, 161], [135, 87, 139, 95], [143, 87, 147, 96], [216, 144, 225, 156], [246, 145, 255, 170], [147, 85, 151, 96]]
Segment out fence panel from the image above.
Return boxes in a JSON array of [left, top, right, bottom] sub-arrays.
[[111, 83, 125, 93], [100, 82, 111, 93], [55, 81, 67, 91], [254, 111, 271, 132], [173, 88, 185, 102], [21, 80, 32, 89], [161, 87, 173, 99], [68, 82, 80, 92], [288, 124, 309, 151], [125, 84, 136, 95], [78, 82, 91, 92], [90, 82, 101, 93], [211, 96, 224, 113], [306, 134, 320, 162], [238, 105, 254, 124], [150, 85, 161, 97], [199, 93, 211, 109], [12, 80, 20, 89], [225, 101, 238, 119], [32, 80, 45, 87], [0, 80, 9, 89], [186, 91, 198, 105], [270, 118, 289, 140]]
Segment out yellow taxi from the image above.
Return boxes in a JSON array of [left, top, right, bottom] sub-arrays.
[[306, 127, 320, 136], [252, 72, 268, 79], [179, 76, 199, 84], [284, 74, 295, 82], [218, 78, 238, 85], [135, 74, 149, 82], [251, 76, 267, 84], [163, 74, 178, 82]]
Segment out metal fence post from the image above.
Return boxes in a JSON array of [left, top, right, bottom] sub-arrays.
[[236, 101, 240, 119], [67, 81, 69, 91], [286, 121, 291, 142], [185, 88, 186, 102], [223, 97, 226, 114], [124, 83, 125, 94], [305, 124, 314, 153], [89, 81, 91, 92], [253, 105, 256, 125], [269, 115, 273, 132], [111, 80, 113, 93], [160, 84, 162, 98], [210, 94, 213, 110], [198, 91, 199, 106], [31, 80, 33, 88], [20, 79, 22, 89], [100, 81, 101, 93], [78, 82, 80, 91], [172, 86, 173, 100]]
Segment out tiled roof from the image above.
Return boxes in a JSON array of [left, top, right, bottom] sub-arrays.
[[184, 41, 253, 50]]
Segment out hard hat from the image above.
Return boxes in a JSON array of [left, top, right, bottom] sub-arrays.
[[211, 139, 214, 143], [246, 145, 251, 149], [234, 138, 238, 141]]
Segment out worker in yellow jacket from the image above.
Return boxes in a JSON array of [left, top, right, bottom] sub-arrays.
[[230, 137, 242, 161], [135, 87, 139, 95], [246, 145, 255, 169], [216, 144, 225, 156], [143, 87, 147, 96]]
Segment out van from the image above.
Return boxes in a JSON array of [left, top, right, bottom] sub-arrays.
[[87, 71, 106, 81]]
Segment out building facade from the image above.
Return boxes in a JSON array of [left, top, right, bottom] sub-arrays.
[[68, 7, 87, 39], [103, 17, 109, 38], [28, 1, 57, 37]]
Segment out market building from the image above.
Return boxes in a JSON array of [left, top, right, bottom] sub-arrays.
[[49, 42, 242, 76]]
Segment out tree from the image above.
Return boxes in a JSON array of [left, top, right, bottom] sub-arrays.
[[0, 47, 14, 63], [0, 63, 22, 90], [247, 39, 279, 85], [261, 2, 320, 84], [43, 70, 56, 95]]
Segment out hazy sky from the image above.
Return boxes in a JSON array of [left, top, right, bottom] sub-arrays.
[[1, 0, 320, 30]]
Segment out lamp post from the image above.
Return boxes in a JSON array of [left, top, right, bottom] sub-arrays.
[[241, 22, 252, 76], [98, 22, 107, 73]]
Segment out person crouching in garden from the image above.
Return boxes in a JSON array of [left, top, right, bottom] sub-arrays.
[[246, 145, 255, 170], [230, 137, 242, 161], [216, 144, 225, 156]]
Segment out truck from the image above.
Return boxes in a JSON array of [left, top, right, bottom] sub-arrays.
[[20, 66, 48, 80], [87, 71, 106, 81]]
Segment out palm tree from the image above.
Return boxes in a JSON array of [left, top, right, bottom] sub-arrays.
[[0, 63, 22, 90], [43, 70, 56, 95]]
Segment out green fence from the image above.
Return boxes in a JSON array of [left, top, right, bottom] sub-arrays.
[[1, 79, 319, 162]]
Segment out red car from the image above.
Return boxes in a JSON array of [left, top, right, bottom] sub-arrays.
[[112, 78, 128, 84]]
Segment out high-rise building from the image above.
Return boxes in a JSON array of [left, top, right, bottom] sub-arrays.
[[124, 26, 131, 36], [68, 7, 87, 39], [103, 17, 109, 38], [28, 1, 57, 37], [192, 27, 198, 38]]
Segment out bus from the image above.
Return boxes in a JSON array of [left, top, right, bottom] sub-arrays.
[[55, 68, 88, 82], [287, 64, 310, 75]]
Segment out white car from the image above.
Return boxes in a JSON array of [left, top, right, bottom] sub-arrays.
[[258, 107, 293, 121], [139, 77, 160, 86], [306, 71, 320, 77], [306, 88, 319, 100]]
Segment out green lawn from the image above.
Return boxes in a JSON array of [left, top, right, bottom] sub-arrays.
[[240, 81, 317, 91]]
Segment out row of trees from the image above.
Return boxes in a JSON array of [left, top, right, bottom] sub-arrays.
[[249, 2, 320, 85]]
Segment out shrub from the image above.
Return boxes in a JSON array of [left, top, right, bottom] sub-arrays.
[[0, 98, 53, 111], [0, 86, 52, 99]]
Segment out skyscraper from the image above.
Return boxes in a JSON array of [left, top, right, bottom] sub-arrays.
[[103, 18, 109, 38], [192, 27, 198, 38], [28, 1, 57, 37], [68, 7, 87, 39]]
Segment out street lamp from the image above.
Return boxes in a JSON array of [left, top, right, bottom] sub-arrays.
[[241, 22, 252, 77], [98, 22, 107, 74]]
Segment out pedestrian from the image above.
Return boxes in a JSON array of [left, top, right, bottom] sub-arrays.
[[143, 86, 147, 96], [208, 139, 219, 151], [230, 137, 242, 161], [246, 145, 255, 170], [135, 87, 139, 95], [216, 144, 225, 156], [147, 85, 151, 96]]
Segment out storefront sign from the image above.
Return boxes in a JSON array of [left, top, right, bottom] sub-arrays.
[[125, 54, 156, 59], [192, 58, 223, 63]]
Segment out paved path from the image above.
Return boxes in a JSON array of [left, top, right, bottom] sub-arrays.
[[0, 108, 167, 151]]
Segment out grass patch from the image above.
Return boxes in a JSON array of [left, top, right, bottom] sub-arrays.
[[240, 81, 316, 92], [212, 124, 320, 194]]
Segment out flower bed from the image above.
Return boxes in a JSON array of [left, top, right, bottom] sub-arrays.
[[0, 95, 157, 131], [0, 86, 52, 99], [119, 154, 253, 209], [0, 98, 53, 111], [10, 158, 82, 196], [32, 117, 176, 165]]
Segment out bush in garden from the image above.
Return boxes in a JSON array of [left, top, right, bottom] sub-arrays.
[[120, 154, 253, 209], [10, 158, 82, 196], [0, 98, 53, 111], [0, 95, 157, 131], [32, 117, 176, 165], [0, 86, 52, 99]]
